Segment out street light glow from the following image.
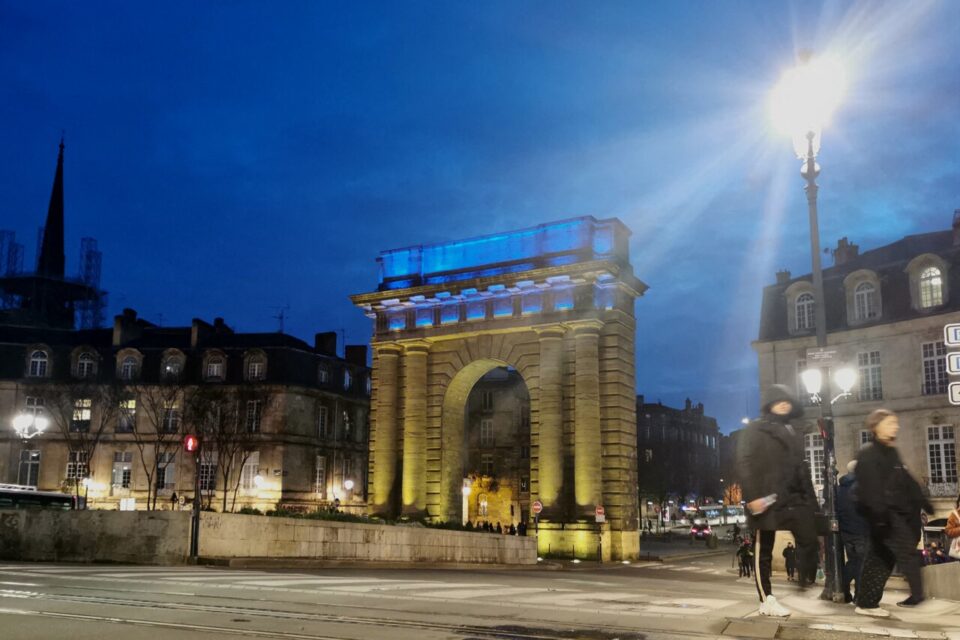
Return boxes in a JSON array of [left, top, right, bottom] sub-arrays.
[[12, 413, 48, 439], [801, 368, 823, 395], [344, 479, 355, 491], [834, 367, 857, 394], [769, 54, 846, 158]]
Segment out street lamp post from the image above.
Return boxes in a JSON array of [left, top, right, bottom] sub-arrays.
[[771, 52, 848, 603]]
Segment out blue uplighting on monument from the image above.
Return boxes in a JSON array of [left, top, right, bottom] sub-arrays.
[[377, 216, 626, 291]]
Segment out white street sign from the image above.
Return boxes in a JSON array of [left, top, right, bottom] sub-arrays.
[[806, 347, 838, 366], [948, 353, 960, 375], [945, 323, 960, 347], [949, 382, 960, 406]]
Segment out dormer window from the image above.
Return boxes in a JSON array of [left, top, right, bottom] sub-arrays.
[[920, 267, 944, 308], [77, 352, 96, 378], [120, 356, 139, 381], [29, 350, 49, 378], [344, 369, 352, 391], [244, 352, 267, 381], [795, 293, 815, 331], [854, 282, 878, 321], [206, 357, 225, 380], [318, 364, 329, 384]]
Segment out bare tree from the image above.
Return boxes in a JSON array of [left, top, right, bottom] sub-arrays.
[[40, 381, 121, 502], [185, 385, 268, 512], [131, 381, 188, 510]]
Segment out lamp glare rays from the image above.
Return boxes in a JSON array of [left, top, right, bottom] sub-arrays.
[[12, 413, 48, 439], [801, 368, 823, 396]]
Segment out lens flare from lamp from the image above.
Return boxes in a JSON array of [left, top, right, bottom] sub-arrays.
[[835, 367, 857, 394], [344, 479, 355, 491], [253, 474, 264, 488], [802, 368, 823, 395], [769, 55, 846, 158]]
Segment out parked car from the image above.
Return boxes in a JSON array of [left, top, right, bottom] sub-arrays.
[[690, 523, 712, 540]]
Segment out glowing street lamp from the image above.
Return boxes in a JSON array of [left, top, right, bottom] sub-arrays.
[[771, 51, 848, 603], [12, 413, 48, 440], [343, 479, 355, 492]]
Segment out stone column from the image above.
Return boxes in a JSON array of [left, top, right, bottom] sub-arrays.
[[536, 325, 565, 516], [401, 341, 430, 516], [371, 343, 401, 516], [571, 320, 603, 516]]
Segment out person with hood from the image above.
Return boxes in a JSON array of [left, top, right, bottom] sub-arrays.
[[837, 460, 869, 603], [782, 542, 796, 581], [736, 384, 818, 618], [853, 409, 933, 617]]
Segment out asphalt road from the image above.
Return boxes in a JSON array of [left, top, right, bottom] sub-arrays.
[[0, 551, 955, 640]]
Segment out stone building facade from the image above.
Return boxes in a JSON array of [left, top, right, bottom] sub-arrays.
[[462, 367, 531, 527], [0, 310, 370, 512], [352, 216, 647, 560], [636, 396, 720, 504], [754, 212, 960, 515]]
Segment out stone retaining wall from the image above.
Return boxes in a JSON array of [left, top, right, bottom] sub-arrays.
[[0, 510, 537, 565], [0, 510, 190, 564], [199, 512, 537, 564]]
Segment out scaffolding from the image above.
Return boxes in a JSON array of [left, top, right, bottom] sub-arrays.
[[76, 237, 106, 329]]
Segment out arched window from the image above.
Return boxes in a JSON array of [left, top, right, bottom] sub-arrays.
[[29, 350, 49, 377], [920, 267, 944, 308], [77, 352, 96, 378], [795, 293, 815, 331], [162, 356, 183, 380], [854, 282, 878, 321], [120, 356, 139, 381], [206, 356, 225, 380], [246, 356, 266, 381], [343, 369, 352, 390]]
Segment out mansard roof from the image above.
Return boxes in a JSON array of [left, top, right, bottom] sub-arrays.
[[757, 229, 960, 341]]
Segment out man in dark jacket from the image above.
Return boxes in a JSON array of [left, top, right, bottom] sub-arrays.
[[837, 460, 869, 603], [737, 384, 819, 617]]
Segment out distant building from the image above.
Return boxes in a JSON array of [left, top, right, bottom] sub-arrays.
[[462, 367, 530, 527], [754, 211, 960, 514], [636, 395, 720, 505], [0, 142, 369, 512]]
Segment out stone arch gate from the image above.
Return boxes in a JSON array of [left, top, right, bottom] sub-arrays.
[[351, 217, 647, 560]]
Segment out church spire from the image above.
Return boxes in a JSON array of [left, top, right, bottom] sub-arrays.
[[36, 137, 65, 277]]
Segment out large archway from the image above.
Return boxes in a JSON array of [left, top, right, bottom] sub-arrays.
[[352, 216, 647, 560]]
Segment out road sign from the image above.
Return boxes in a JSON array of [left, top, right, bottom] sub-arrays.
[[949, 382, 960, 406], [806, 347, 838, 366], [948, 353, 960, 375], [531, 500, 543, 515], [945, 323, 960, 347], [595, 505, 606, 523]]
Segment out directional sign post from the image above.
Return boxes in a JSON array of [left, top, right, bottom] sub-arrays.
[[949, 382, 960, 406], [532, 500, 542, 535], [945, 323, 960, 347]]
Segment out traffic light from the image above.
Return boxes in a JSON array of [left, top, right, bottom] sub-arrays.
[[183, 434, 199, 453]]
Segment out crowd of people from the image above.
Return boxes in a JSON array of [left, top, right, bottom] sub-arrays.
[[466, 520, 528, 536], [736, 384, 960, 619]]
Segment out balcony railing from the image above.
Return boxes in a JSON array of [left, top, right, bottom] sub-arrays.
[[927, 482, 959, 497]]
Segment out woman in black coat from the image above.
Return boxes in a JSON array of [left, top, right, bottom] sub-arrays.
[[853, 409, 933, 617]]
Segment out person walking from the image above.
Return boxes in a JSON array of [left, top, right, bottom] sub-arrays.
[[737, 540, 753, 578], [736, 384, 819, 618], [837, 460, 869, 603], [782, 542, 796, 581], [854, 409, 933, 617]]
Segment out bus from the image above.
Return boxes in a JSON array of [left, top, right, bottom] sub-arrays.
[[0, 484, 83, 510]]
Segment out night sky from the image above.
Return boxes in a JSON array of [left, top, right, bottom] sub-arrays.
[[1, 1, 958, 433]]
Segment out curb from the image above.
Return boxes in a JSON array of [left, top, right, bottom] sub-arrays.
[[203, 557, 557, 571]]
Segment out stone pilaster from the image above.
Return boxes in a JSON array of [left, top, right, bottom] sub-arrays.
[[401, 340, 430, 516], [571, 320, 603, 516], [371, 343, 401, 516], [535, 325, 565, 517]]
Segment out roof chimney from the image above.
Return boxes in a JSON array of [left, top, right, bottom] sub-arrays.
[[315, 332, 338, 356], [190, 318, 213, 348], [112, 308, 142, 346], [776, 270, 791, 285], [953, 210, 960, 246], [833, 237, 860, 266]]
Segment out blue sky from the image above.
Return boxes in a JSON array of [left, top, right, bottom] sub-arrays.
[[1, 1, 958, 432]]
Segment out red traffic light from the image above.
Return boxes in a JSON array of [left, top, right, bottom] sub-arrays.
[[183, 434, 199, 453]]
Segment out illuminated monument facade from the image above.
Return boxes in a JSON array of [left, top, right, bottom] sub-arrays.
[[352, 216, 647, 560]]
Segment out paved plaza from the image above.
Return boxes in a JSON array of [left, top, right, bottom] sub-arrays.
[[1, 553, 957, 640]]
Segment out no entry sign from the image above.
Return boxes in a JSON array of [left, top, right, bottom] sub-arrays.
[[595, 505, 606, 523], [532, 500, 543, 515]]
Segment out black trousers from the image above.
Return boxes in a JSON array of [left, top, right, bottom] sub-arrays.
[[753, 507, 818, 602], [841, 533, 867, 599], [856, 518, 923, 608]]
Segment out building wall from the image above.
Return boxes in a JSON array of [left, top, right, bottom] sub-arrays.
[[755, 311, 960, 513]]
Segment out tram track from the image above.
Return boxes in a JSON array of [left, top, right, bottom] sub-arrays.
[[0, 589, 651, 640]]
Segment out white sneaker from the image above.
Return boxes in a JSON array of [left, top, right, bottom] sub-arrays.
[[759, 595, 791, 617], [855, 606, 890, 618]]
